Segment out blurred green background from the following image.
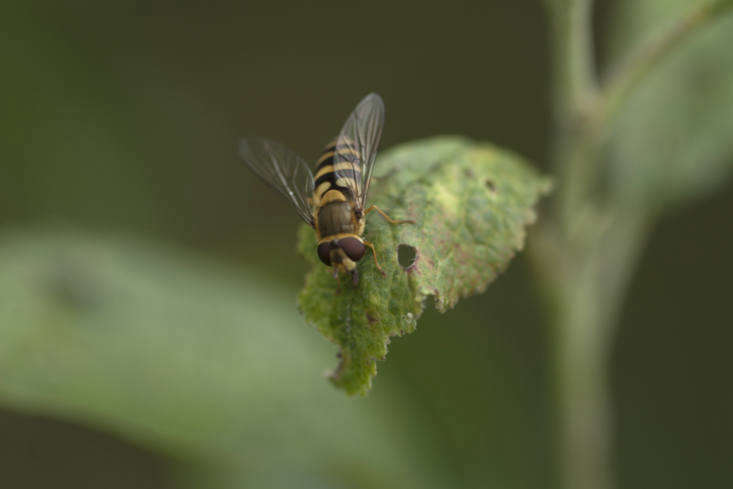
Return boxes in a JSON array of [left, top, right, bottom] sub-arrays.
[[1, 1, 731, 488]]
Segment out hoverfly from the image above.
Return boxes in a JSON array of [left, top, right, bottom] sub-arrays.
[[239, 93, 413, 285]]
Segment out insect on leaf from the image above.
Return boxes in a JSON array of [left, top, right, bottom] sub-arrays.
[[297, 136, 551, 395]]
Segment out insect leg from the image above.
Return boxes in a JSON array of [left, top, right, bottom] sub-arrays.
[[363, 240, 386, 277], [364, 205, 415, 225]]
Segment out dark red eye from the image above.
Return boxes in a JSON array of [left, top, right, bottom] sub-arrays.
[[317, 242, 332, 266], [339, 237, 365, 261]]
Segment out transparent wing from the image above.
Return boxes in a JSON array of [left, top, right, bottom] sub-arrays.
[[239, 138, 315, 225], [332, 93, 385, 211]]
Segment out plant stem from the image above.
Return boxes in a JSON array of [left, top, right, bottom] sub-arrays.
[[543, 3, 615, 488], [544, 0, 599, 235], [545, 0, 597, 120], [540, 2, 733, 489], [550, 210, 649, 489]]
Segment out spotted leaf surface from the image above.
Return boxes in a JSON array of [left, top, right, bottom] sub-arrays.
[[297, 137, 551, 395]]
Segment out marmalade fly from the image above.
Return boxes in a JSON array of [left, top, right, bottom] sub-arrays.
[[239, 93, 413, 285]]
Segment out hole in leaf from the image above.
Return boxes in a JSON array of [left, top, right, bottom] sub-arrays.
[[485, 179, 496, 192], [397, 244, 417, 269]]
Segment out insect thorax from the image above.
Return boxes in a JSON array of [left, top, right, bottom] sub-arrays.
[[316, 201, 357, 238]]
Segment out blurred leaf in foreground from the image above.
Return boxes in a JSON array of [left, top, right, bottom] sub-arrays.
[[298, 137, 551, 395], [607, 0, 733, 212], [0, 230, 444, 489]]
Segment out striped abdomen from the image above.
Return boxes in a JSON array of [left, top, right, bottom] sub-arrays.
[[312, 139, 361, 207]]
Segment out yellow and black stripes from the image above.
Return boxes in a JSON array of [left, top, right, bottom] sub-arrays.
[[312, 139, 362, 206]]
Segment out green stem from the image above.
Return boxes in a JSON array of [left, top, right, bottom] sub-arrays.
[[544, 4, 612, 489], [545, 0, 597, 120], [539, 2, 733, 489], [552, 211, 649, 489], [544, 0, 599, 235]]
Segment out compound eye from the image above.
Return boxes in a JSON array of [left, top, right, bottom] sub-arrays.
[[317, 242, 332, 266], [339, 237, 365, 262]]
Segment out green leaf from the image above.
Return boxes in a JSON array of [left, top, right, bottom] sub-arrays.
[[0, 230, 445, 489], [607, 1, 733, 212], [297, 137, 551, 395]]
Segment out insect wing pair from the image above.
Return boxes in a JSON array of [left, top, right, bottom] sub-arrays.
[[239, 93, 408, 284], [239, 93, 384, 226]]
